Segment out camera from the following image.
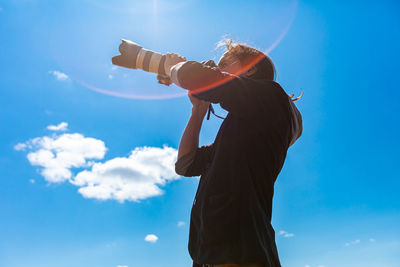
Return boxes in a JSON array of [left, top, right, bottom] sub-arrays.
[[112, 39, 169, 76]]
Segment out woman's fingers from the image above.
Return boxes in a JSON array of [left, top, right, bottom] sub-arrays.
[[164, 53, 187, 76]]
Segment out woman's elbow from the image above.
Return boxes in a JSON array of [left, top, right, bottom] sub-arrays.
[[175, 163, 188, 176]]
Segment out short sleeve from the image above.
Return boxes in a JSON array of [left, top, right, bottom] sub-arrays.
[[175, 143, 214, 177]]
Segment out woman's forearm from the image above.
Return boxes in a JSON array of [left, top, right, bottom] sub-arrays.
[[177, 107, 207, 160]]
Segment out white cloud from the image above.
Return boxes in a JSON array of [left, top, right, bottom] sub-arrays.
[[47, 122, 68, 131], [116, 265, 128, 267], [14, 143, 27, 151], [71, 145, 178, 202], [48, 70, 69, 81], [29, 179, 35, 183], [278, 230, 294, 238], [16, 127, 179, 202], [345, 239, 360, 246], [369, 238, 376, 242], [108, 74, 113, 79], [305, 265, 310, 267], [17, 133, 107, 183], [144, 234, 158, 243], [177, 221, 185, 227]]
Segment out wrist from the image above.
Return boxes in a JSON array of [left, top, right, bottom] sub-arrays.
[[165, 64, 173, 77]]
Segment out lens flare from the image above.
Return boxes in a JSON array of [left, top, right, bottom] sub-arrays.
[[50, 0, 297, 100], [188, 0, 298, 96]]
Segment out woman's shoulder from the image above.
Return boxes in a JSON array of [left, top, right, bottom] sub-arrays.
[[248, 79, 288, 99]]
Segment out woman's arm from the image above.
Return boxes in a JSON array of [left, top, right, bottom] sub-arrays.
[[166, 58, 281, 120], [175, 94, 214, 177], [177, 94, 209, 160]]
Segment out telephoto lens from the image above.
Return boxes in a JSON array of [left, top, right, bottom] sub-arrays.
[[112, 39, 168, 75]]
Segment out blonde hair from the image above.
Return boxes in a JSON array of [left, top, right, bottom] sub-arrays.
[[216, 38, 276, 81], [216, 37, 302, 101]]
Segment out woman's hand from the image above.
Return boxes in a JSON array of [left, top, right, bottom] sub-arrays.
[[164, 53, 186, 77], [189, 92, 209, 116]]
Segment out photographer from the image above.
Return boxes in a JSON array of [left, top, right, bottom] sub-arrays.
[[165, 41, 302, 267]]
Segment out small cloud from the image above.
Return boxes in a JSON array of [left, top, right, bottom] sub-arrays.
[[47, 122, 68, 131], [317, 265, 326, 267], [48, 70, 69, 81], [345, 239, 360, 246], [108, 74, 113, 79], [177, 221, 185, 227], [14, 143, 27, 151], [369, 238, 376, 242], [29, 179, 35, 183], [305, 265, 310, 267], [116, 265, 128, 267], [278, 230, 294, 238], [144, 234, 158, 243]]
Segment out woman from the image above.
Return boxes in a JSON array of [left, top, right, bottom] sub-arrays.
[[162, 40, 302, 267]]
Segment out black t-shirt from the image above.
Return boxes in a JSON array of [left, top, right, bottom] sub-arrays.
[[173, 61, 300, 266]]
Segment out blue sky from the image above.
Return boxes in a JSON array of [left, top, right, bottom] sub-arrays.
[[1, 0, 399, 267]]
